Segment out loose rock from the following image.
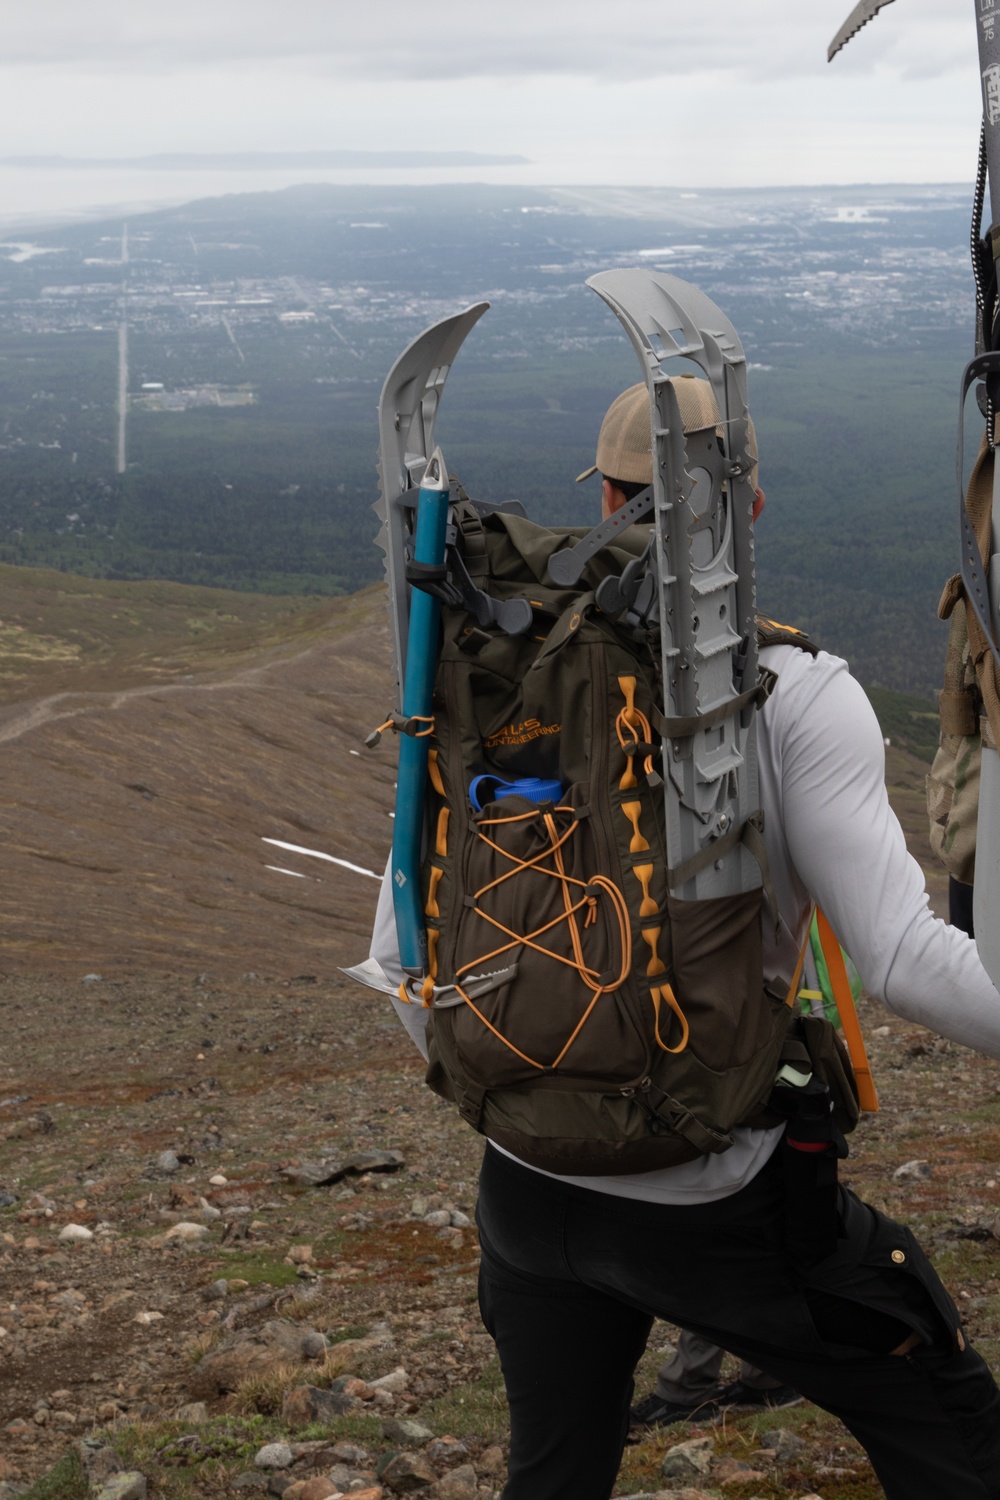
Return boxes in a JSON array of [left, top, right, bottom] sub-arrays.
[[893, 1160, 932, 1183], [377, 1451, 435, 1490], [254, 1443, 294, 1471], [331, 1444, 370, 1464], [175, 1402, 209, 1423], [383, 1419, 435, 1446], [661, 1437, 714, 1479], [758, 1427, 805, 1462], [164, 1221, 210, 1242], [303, 1481, 344, 1500], [58, 1224, 93, 1243], [95, 1474, 148, 1500], [282, 1385, 358, 1426], [428, 1464, 477, 1499]]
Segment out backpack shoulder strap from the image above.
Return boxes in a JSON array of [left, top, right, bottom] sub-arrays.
[[756, 615, 820, 656], [813, 909, 879, 1114]]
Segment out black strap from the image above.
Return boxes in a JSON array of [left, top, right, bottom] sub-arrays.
[[546, 487, 654, 586], [456, 1081, 487, 1130], [958, 352, 1000, 673], [653, 668, 776, 740], [667, 810, 781, 940], [406, 560, 449, 588], [629, 1080, 733, 1155]]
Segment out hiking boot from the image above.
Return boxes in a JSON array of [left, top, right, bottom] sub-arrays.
[[715, 1379, 802, 1411], [629, 1388, 724, 1430]]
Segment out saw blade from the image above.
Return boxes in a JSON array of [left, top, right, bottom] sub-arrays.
[[373, 302, 489, 706], [828, 0, 897, 62]]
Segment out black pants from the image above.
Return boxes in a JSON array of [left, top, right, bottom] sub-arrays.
[[476, 1145, 1000, 1500]]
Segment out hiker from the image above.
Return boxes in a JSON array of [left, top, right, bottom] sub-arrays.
[[368, 377, 1000, 1500]]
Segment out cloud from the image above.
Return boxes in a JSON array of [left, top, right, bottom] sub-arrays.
[[2, 0, 976, 83]]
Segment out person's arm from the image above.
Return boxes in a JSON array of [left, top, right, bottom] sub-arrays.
[[768, 652, 1000, 1057]]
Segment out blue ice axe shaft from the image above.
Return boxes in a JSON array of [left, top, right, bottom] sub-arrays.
[[391, 450, 450, 976]]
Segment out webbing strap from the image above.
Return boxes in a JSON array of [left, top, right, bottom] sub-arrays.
[[814, 908, 878, 1114], [454, 501, 489, 583], [783, 922, 811, 1010], [653, 668, 777, 740], [667, 810, 780, 940], [528, 592, 596, 672]]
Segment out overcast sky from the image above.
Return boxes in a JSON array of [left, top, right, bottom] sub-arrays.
[[0, 1, 985, 188]]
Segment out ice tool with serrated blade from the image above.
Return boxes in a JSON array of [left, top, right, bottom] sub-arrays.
[[374, 301, 489, 705], [367, 302, 529, 979]]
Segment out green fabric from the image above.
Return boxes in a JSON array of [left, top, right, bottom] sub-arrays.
[[800, 913, 861, 1028]]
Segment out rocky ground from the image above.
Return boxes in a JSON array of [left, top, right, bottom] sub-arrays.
[[0, 582, 995, 1499], [1, 973, 999, 1500]]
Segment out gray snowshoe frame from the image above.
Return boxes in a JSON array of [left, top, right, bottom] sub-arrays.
[[373, 268, 768, 917]]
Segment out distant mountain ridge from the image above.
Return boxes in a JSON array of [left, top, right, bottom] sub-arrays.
[[0, 151, 531, 170]]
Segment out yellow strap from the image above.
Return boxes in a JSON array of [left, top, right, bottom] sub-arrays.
[[784, 922, 810, 1008], [815, 908, 879, 1113], [651, 983, 689, 1054]]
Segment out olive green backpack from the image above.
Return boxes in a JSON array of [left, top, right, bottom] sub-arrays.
[[408, 506, 855, 1174]]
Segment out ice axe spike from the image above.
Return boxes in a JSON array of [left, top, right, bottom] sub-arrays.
[[827, 0, 898, 62]]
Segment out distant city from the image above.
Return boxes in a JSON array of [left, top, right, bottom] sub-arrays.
[[0, 180, 980, 693]]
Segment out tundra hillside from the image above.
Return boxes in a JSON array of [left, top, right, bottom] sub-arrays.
[[0, 571, 994, 1500]]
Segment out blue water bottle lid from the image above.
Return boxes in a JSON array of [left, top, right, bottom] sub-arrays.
[[469, 775, 563, 811]]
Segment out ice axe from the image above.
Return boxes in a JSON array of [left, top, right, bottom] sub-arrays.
[[387, 446, 450, 977], [827, 0, 897, 63]]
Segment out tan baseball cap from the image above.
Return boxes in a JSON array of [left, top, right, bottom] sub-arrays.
[[576, 375, 758, 489]]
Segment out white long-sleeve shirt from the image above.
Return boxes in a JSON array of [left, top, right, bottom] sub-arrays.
[[369, 643, 1000, 1203]]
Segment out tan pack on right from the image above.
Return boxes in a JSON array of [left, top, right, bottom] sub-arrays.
[[927, 600, 981, 885]]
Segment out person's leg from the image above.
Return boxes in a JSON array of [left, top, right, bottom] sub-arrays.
[[555, 1157, 1000, 1500], [479, 1247, 651, 1500], [654, 1329, 725, 1403], [712, 1335, 1000, 1500], [478, 1147, 1000, 1500], [734, 1361, 784, 1391], [477, 1148, 651, 1500], [950, 875, 975, 938]]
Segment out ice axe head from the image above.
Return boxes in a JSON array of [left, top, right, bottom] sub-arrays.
[[827, 0, 898, 63]]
